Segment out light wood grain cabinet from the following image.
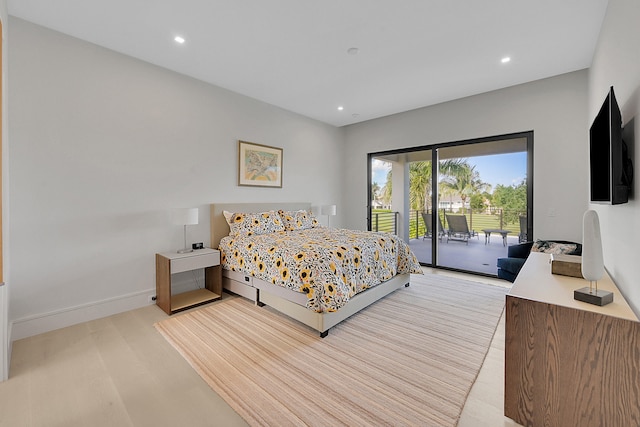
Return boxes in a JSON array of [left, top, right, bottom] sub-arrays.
[[504, 252, 640, 427], [155, 248, 222, 315]]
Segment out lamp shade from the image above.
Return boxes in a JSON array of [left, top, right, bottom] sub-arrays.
[[172, 208, 199, 226], [321, 204, 337, 216]]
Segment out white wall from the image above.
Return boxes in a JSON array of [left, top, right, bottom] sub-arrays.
[[8, 18, 345, 339], [344, 71, 589, 244], [10, 0, 638, 341], [0, 0, 9, 381], [588, 0, 640, 314]]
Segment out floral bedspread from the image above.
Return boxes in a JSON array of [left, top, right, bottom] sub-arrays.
[[219, 228, 422, 313]]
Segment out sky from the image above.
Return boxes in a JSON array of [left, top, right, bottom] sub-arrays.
[[372, 152, 527, 192]]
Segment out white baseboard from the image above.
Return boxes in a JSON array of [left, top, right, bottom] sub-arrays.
[[10, 288, 157, 341]]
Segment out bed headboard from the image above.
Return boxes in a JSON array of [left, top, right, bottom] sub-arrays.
[[210, 202, 312, 249]]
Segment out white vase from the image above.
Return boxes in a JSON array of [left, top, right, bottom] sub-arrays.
[[581, 210, 604, 282]]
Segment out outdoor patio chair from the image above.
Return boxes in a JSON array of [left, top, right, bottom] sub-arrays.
[[445, 214, 476, 244], [421, 213, 444, 241], [519, 215, 528, 243]]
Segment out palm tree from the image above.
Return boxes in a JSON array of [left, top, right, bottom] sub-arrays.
[[384, 158, 476, 212], [408, 159, 468, 211], [440, 164, 490, 212], [409, 162, 431, 211], [381, 170, 392, 206], [371, 182, 381, 202]]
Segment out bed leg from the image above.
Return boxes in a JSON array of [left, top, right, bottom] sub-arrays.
[[255, 289, 265, 307], [320, 330, 329, 338]]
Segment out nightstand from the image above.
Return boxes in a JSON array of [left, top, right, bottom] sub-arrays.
[[155, 248, 222, 315]]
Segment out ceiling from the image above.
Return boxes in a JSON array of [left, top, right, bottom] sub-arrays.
[[8, 0, 609, 127]]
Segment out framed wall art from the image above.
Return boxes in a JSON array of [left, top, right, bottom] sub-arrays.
[[238, 140, 283, 188]]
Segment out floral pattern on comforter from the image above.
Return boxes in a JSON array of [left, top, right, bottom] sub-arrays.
[[219, 227, 422, 313]]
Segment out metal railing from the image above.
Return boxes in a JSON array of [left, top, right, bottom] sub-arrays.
[[371, 211, 398, 234], [410, 208, 527, 240], [370, 208, 526, 240]]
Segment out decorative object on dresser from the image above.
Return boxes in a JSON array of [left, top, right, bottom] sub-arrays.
[[321, 204, 337, 227], [575, 209, 612, 306], [172, 207, 199, 254], [550, 253, 582, 277], [237, 140, 283, 188]]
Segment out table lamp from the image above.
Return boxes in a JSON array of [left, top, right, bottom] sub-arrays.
[[321, 204, 337, 227], [172, 208, 199, 253]]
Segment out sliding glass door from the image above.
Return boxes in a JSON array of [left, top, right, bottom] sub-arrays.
[[369, 150, 435, 264], [369, 132, 532, 276]]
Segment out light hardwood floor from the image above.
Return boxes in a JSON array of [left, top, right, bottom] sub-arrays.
[[0, 270, 521, 426], [427, 268, 522, 427]]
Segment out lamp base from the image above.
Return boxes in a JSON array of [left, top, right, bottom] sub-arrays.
[[574, 287, 613, 306], [177, 248, 193, 254]]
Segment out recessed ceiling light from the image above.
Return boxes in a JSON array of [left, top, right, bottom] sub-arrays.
[[501, 57, 511, 63], [337, 106, 344, 111], [347, 47, 359, 55], [174, 36, 186, 44]]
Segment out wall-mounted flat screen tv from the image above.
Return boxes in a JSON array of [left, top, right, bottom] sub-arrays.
[[590, 86, 633, 205]]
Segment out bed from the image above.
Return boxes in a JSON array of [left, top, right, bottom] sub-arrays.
[[210, 202, 422, 337]]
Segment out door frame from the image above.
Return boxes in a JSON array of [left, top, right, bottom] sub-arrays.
[[368, 130, 534, 275]]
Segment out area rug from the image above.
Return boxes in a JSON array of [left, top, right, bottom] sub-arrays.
[[155, 274, 508, 427]]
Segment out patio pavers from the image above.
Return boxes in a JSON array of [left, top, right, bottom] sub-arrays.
[[409, 233, 521, 276]]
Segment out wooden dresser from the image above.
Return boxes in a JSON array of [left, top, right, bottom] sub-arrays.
[[504, 252, 640, 427]]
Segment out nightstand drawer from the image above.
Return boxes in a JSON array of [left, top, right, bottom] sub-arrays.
[[171, 251, 220, 274]]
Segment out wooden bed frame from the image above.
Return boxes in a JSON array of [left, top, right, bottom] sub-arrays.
[[210, 202, 411, 337]]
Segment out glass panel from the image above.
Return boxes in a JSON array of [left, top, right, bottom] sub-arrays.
[[370, 157, 396, 234], [437, 141, 527, 274], [370, 151, 435, 265]]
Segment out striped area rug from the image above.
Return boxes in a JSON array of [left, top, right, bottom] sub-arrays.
[[155, 274, 508, 427]]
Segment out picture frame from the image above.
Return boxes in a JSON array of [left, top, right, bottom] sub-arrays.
[[238, 140, 283, 188]]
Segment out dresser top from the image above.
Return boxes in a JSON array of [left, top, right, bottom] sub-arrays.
[[509, 252, 639, 321]]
